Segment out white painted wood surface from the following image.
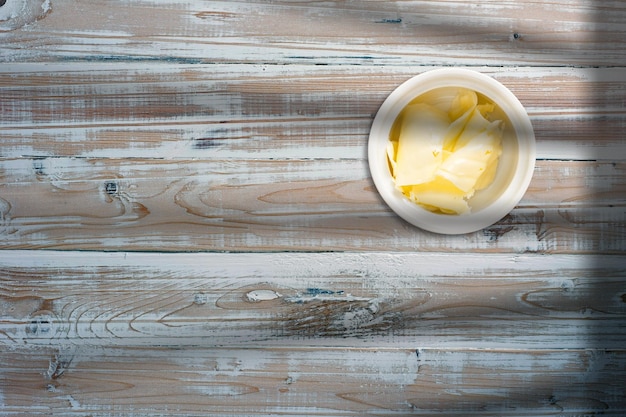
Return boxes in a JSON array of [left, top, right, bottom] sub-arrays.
[[1, 0, 625, 415], [1, 251, 625, 349]]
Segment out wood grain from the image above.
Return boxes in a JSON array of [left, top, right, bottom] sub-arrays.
[[1, 347, 625, 416], [1, 251, 624, 349], [1, 0, 625, 66], [1, 251, 625, 414], [0, 158, 624, 252], [1, 65, 624, 161], [1, 0, 625, 415]]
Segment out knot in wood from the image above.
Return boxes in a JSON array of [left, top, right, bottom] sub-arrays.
[[105, 181, 118, 195], [25, 310, 58, 338]]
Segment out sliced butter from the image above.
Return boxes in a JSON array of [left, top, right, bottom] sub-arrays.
[[409, 176, 471, 214], [394, 103, 449, 187], [388, 88, 504, 215], [437, 121, 503, 193]]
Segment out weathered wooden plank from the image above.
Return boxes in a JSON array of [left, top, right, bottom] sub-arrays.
[[1, 64, 624, 161], [1, 251, 624, 349], [1, 0, 624, 66], [1, 346, 624, 416], [0, 1, 623, 416], [0, 158, 623, 252]]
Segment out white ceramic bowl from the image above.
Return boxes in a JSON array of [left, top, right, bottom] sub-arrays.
[[368, 68, 536, 234]]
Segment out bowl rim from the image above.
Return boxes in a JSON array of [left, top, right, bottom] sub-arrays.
[[368, 68, 536, 234]]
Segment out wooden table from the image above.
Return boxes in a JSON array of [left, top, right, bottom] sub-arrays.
[[1, 0, 625, 415]]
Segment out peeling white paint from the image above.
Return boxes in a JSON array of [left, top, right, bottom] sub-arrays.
[[285, 292, 372, 304], [66, 395, 81, 409], [0, 0, 27, 22], [41, 0, 51, 13], [0, 250, 617, 275], [246, 289, 282, 302], [187, 383, 254, 397], [0, 250, 622, 350], [0, 0, 49, 31]]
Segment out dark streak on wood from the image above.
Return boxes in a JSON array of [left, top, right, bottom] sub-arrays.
[[194, 137, 223, 149]]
